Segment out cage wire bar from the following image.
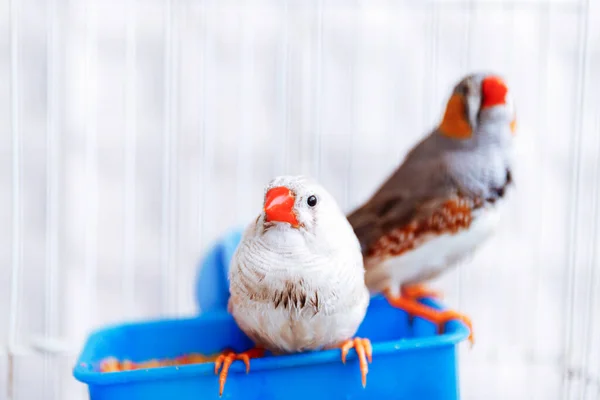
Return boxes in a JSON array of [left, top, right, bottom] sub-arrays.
[[580, 110, 600, 398], [562, 0, 592, 398], [529, 0, 550, 390], [344, 0, 358, 210], [83, 0, 98, 349], [197, 0, 210, 303], [42, 0, 62, 394], [122, 0, 138, 319], [277, 0, 290, 176], [593, 111, 600, 396], [161, 0, 183, 316], [3, 0, 600, 399], [7, 0, 22, 396], [236, 2, 254, 229], [312, 0, 323, 181]]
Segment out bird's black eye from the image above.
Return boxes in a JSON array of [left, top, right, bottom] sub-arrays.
[[307, 195, 318, 207]]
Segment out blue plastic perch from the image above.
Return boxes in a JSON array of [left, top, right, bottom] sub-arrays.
[[74, 228, 470, 399]]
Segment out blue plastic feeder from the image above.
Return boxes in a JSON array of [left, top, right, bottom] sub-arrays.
[[74, 229, 470, 399]]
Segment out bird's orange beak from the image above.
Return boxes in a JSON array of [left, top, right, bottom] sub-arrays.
[[481, 75, 516, 135], [481, 75, 508, 109], [264, 186, 299, 227]]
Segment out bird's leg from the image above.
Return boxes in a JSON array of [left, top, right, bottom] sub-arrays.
[[327, 338, 372, 388], [383, 288, 474, 345], [401, 283, 443, 301], [214, 347, 265, 396]]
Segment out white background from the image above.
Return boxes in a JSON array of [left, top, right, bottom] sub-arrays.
[[1, 0, 600, 399]]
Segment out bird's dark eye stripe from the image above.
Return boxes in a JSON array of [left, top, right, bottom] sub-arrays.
[[307, 195, 318, 207]]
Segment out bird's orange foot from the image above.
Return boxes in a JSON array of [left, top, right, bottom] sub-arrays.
[[401, 284, 443, 300], [384, 291, 474, 346], [337, 338, 372, 388], [214, 347, 265, 396]]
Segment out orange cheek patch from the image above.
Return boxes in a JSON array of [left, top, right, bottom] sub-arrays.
[[439, 94, 472, 139], [510, 118, 517, 135]]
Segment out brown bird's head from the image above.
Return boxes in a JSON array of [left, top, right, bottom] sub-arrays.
[[438, 73, 517, 140]]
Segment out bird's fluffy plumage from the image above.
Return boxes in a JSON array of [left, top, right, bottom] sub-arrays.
[[229, 175, 369, 353], [347, 73, 516, 294]]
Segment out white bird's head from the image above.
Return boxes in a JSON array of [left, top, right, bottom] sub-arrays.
[[258, 175, 358, 251]]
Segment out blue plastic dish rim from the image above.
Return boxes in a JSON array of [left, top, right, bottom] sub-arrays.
[[73, 297, 470, 386]]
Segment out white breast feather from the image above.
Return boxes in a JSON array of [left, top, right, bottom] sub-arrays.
[[365, 204, 502, 296], [229, 218, 369, 353]]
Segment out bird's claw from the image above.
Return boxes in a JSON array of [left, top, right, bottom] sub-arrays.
[[384, 292, 474, 346], [401, 284, 443, 300], [437, 310, 475, 346], [339, 337, 372, 388], [214, 348, 264, 396]]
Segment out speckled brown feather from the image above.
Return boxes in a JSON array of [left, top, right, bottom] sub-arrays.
[[234, 262, 324, 315], [348, 166, 512, 261], [366, 195, 484, 260]]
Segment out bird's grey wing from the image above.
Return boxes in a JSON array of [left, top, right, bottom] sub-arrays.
[[347, 156, 472, 258], [348, 158, 512, 261]]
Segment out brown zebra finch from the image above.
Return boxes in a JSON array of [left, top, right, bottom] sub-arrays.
[[347, 73, 517, 344], [215, 175, 371, 396]]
